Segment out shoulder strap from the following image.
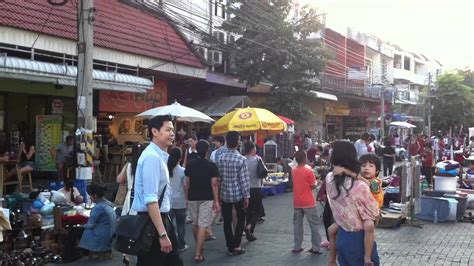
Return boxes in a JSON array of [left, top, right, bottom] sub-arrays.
[[158, 184, 167, 207]]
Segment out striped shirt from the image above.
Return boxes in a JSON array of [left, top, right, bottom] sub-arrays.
[[217, 148, 250, 202]]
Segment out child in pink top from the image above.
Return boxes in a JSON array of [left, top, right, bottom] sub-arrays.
[[290, 150, 323, 254]]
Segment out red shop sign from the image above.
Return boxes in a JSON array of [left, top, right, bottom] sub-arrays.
[[99, 80, 168, 113]]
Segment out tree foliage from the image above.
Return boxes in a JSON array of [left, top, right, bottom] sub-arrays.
[[222, 0, 329, 121], [431, 73, 474, 131]]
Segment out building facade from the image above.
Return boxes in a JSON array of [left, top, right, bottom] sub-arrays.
[[0, 0, 206, 145]]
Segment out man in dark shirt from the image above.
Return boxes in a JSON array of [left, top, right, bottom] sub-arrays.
[[382, 139, 396, 176], [184, 135, 198, 166], [184, 140, 220, 263]]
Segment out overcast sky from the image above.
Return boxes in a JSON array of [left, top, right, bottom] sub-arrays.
[[300, 0, 473, 70]]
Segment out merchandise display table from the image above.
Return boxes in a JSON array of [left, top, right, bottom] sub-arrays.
[[262, 174, 288, 196]]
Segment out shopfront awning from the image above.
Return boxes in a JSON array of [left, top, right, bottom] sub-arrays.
[[310, 91, 338, 101], [206, 72, 247, 89], [188, 95, 253, 117], [0, 56, 153, 93]]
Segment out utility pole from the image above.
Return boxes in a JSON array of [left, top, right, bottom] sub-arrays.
[[427, 72, 432, 136], [77, 0, 94, 130], [380, 85, 385, 141]]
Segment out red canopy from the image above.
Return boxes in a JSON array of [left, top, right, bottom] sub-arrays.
[[277, 115, 295, 125]]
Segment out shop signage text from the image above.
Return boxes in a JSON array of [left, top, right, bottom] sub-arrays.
[[99, 80, 167, 113]]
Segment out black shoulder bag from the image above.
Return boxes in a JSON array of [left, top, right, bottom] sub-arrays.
[[257, 156, 269, 179], [113, 185, 167, 256]]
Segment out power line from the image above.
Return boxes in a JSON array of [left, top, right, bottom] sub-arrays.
[[30, 6, 55, 49]]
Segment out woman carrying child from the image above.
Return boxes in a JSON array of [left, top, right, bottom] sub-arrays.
[[326, 141, 380, 266]]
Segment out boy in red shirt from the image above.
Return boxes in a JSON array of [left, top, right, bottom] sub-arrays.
[[291, 150, 323, 254]]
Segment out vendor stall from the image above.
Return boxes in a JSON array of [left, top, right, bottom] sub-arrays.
[[0, 182, 100, 265], [261, 172, 288, 197]]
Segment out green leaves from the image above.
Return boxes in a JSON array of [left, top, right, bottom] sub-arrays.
[[432, 73, 474, 131], [223, 0, 329, 121]]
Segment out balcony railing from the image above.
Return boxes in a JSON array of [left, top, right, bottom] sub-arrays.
[[321, 73, 379, 98]]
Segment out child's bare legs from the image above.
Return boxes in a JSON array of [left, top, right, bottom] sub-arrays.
[[362, 219, 375, 264], [327, 223, 339, 266]]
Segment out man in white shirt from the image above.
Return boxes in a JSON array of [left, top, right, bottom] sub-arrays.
[[210, 136, 225, 162], [354, 133, 370, 159]]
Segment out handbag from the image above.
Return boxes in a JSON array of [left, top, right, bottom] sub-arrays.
[[113, 185, 167, 256], [257, 156, 268, 179]]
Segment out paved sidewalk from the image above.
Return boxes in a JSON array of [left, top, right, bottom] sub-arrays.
[[69, 192, 474, 266]]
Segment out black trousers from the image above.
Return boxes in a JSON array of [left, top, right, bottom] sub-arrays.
[[383, 160, 394, 177], [421, 166, 433, 185], [222, 199, 245, 252], [137, 213, 183, 266], [322, 200, 333, 242], [246, 188, 263, 233]]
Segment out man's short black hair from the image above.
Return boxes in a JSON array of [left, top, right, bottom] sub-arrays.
[[243, 141, 256, 155], [226, 131, 240, 149], [65, 135, 73, 142], [147, 115, 173, 139], [213, 135, 225, 144], [196, 140, 209, 158]]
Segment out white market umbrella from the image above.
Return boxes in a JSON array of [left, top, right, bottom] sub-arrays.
[[390, 121, 416, 128], [136, 101, 214, 123]]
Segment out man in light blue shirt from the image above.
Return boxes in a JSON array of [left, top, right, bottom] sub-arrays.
[[130, 115, 182, 266], [354, 133, 370, 159]]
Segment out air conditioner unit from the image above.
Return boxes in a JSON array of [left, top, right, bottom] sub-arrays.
[[212, 30, 227, 44], [196, 47, 208, 60], [210, 50, 223, 65], [395, 63, 401, 69]]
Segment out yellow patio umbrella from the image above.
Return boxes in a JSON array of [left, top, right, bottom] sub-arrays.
[[211, 107, 287, 135]]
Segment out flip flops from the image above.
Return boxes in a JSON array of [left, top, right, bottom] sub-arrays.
[[307, 249, 323, 255], [194, 255, 206, 263], [291, 248, 304, 253], [227, 248, 245, 256]]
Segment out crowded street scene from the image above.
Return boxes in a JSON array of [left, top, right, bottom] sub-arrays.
[[0, 0, 473, 265]]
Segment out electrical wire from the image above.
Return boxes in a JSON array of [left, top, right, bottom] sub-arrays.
[[30, 6, 55, 49]]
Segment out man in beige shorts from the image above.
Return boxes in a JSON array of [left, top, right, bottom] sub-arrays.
[[184, 140, 220, 263], [189, 201, 214, 228]]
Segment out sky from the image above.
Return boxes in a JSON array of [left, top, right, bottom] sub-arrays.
[[300, 0, 474, 70]]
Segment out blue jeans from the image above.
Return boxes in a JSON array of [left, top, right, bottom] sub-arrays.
[[336, 227, 380, 266], [169, 208, 187, 249]]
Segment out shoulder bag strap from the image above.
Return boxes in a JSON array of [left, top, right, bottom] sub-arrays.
[[158, 184, 167, 207]]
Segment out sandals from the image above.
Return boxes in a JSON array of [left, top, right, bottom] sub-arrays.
[[227, 248, 245, 256], [194, 255, 206, 263], [307, 249, 323, 255], [205, 235, 217, 241], [291, 248, 304, 253]]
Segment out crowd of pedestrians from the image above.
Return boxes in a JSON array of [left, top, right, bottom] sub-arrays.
[[106, 117, 402, 265]]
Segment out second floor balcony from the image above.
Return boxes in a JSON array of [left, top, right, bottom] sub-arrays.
[[321, 73, 379, 99], [393, 68, 426, 85]]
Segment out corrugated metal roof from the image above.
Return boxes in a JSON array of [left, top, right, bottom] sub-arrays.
[[188, 96, 251, 117], [0, 55, 153, 93], [0, 0, 204, 68]]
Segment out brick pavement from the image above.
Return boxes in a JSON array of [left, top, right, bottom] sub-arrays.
[[70, 192, 474, 266]]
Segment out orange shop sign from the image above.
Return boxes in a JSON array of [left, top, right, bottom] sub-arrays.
[[99, 80, 168, 113]]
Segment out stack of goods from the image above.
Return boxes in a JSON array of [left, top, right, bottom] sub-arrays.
[[262, 172, 288, 196], [433, 160, 460, 192], [416, 160, 462, 222]]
